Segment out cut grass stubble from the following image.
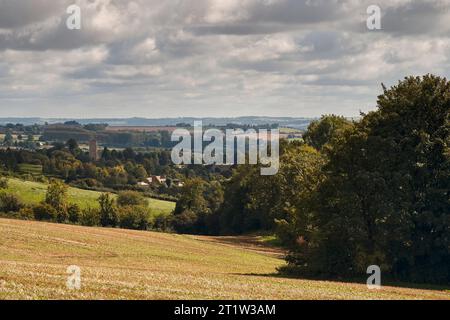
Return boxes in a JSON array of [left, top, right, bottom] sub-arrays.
[[0, 218, 449, 300]]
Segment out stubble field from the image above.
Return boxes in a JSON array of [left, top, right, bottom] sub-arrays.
[[0, 218, 448, 300]]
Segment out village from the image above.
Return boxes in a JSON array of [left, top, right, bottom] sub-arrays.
[[88, 139, 185, 189]]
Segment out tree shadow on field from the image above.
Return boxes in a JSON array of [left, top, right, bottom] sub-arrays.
[[193, 235, 286, 258], [235, 272, 450, 292]]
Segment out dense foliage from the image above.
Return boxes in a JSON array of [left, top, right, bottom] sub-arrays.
[[173, 75, 449, 284], [294, 75, 450, 283], [222, 75, 449, 284], [0, 179, 163, 232], [0, 142, 226, 196]]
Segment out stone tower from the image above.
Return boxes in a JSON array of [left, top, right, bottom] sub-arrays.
[[89, 139, 98, 161]]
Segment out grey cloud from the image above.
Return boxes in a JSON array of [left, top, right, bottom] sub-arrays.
[[247, 0, 345, 25], [187, 24, 291, 36], [381, 1, 450, 36], [0, 0, 67, 29], [0, 0, 449, 118]]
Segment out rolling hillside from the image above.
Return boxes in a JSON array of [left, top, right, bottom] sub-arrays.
[[5, 178, 175, 215], [0, 218, 448, 300]]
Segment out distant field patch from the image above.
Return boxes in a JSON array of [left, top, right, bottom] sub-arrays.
[[279, 127, 303, 134], [106, 126, 178, 133], [17, 164, 43, 175]]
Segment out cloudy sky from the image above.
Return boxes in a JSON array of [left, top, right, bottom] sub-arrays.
[[0, 0, 449, 118]]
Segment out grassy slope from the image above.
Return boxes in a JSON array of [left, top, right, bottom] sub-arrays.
[[0, 218, 448, 300], [5, 178, 175, 215]]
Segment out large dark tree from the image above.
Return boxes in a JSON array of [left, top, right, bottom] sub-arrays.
[[303, 115, 354, 151], [284, 75, 450, 284]]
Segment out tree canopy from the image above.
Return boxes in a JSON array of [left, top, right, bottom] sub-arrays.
[[280, 75, 450, 283]]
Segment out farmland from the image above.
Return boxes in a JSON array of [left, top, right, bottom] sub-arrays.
[[0, 218, 449, 300], [4, 178, 175, 215], [106, 126, 178, 133], [17, 164, 43, 176]]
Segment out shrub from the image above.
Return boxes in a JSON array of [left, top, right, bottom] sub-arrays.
[[153, 214, 173, 232], [45, 179, 68, 212], [0, 177, 8, 189], [118, 205, 152, 230], [20, 174, 33, 181], [172, 210, 198, 234], [72, 178, 102, 188], [36, 176, 48, 184], [116, 191, 148, 207], [98, 193, 118, 227], [67, 204, 81, 224], [79, 207, 100, 227], [32, 203, 58, 221], [0, 192, 23, 213], [56, 208, 69, 223], [16, 207, 34, 220]]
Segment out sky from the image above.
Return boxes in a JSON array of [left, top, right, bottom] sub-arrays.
[[0, 0, 449, 118]]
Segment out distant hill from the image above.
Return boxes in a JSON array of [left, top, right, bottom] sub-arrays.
[[0, 117, 315, 130]]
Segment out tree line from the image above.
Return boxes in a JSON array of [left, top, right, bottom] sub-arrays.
[[0, 141, 227, 195], [0, 179, 170, 232]]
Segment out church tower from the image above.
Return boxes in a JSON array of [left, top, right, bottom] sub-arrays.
[[89, 139, 98, 161]]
